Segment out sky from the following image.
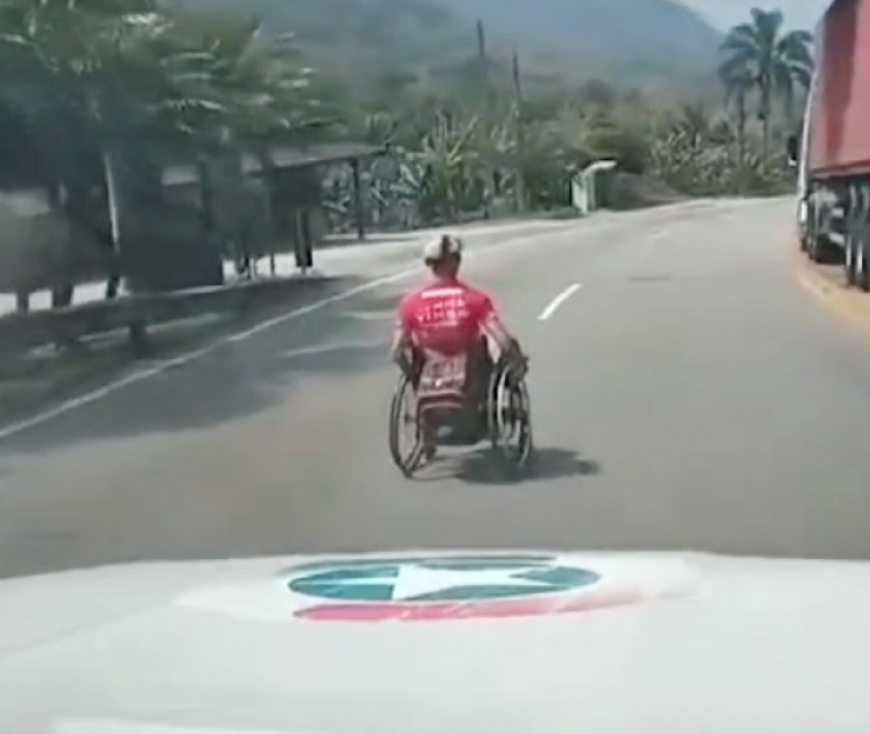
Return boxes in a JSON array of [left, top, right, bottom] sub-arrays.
[[681, 0, 829, 31]]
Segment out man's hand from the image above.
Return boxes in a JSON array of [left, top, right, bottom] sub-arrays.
[[500, 336, 528, 378], [512, 350, 529, 379], [393, 347, 414, 376]]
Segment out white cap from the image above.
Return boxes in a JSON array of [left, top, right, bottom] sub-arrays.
[[422, 234, 464, 262]]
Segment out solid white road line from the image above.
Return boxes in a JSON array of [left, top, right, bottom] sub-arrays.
[[538, 283, 582, 321]]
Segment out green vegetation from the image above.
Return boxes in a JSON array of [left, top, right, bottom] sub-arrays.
[[0, 1, 814, 301], [330, 6, 815, 228]]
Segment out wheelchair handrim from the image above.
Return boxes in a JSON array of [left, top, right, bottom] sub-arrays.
[[389, 374, 424, 475], [490, 369, 532, 466]]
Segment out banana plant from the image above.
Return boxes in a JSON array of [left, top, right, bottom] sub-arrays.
[[412, 111, 482, 220]]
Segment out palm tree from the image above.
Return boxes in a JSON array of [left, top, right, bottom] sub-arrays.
[[719, 8, 814, 157], [168, 17, 335, 273]]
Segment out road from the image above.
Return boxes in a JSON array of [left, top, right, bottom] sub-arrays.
[[1, 197, 870, 579]]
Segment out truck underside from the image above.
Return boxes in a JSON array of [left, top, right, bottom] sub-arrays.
[[802, 178, 870, 291]]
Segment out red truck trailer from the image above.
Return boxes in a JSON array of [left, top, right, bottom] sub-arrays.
[[792, 0, 870, 287]]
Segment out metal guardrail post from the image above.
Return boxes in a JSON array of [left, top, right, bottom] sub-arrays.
[[128, 321, 151, 356]]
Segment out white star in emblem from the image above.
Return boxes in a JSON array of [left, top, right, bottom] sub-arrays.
[[324, 563, 553, 601], [390, 565, 549, 600]]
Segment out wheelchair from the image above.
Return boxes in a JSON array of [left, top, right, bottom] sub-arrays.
[[388, 345, 533, 478]]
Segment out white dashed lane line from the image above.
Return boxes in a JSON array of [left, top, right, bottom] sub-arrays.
[[538, 283, 582, 321]]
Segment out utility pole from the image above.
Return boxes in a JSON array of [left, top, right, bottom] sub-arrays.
[[476, 19, 486, 60], [511, 45, 526, 213], [475, 20, 490, 93]]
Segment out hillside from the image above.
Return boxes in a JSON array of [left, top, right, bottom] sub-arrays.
[[175, 0, 723, 91], [438, 0, 721, 70]]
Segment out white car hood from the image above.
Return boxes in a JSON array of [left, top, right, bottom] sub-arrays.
[[0, 549, 868, 734]]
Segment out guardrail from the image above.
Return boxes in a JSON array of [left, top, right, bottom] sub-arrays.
[[0, 275, 327, 359]]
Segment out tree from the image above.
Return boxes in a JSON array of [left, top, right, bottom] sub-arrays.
[[0, 0, 222, 300], [0, 0, 339, 294], [719, 8, 813, 156], [719, 61, 754, 166]]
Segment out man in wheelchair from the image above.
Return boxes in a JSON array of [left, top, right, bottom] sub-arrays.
[[390, 233, 527, 455]]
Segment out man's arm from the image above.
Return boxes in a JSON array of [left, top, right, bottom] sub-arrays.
[[391, 300, 414, 370], [478, 295, 524, 361], [482, 312, 522, 356]]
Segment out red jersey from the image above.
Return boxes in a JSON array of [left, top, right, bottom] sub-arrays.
[[398, 277, 496, 356]]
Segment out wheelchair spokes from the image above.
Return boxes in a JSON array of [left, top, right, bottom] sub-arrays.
[[389, 357, 534, 479]]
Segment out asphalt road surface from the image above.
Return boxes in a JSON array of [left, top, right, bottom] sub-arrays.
[[2, 197, 870, 579]]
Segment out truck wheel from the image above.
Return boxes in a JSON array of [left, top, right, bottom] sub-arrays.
[[810, 233, 840, 264]]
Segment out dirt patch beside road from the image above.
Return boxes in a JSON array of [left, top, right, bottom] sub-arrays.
[[796, 245, 870, 339]]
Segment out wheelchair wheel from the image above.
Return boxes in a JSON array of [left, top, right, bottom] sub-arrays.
[[388, 372, 424, 477], [486, 360, 533, 472]]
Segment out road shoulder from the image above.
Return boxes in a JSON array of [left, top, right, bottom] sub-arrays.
[[796, 248, 870, 339]]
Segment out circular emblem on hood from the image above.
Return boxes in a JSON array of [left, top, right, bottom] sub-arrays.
[[285, 553, 637, 622]]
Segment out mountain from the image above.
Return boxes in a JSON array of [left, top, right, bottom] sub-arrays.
[[438, 0, 721, 66], [176, 0, 469, 75], [175, 0, 724, 90], [435, 0, 723, 90]]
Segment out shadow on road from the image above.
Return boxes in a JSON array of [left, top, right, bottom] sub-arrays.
[[417, 447, 601, 485], [0, 276, 403, 453]]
